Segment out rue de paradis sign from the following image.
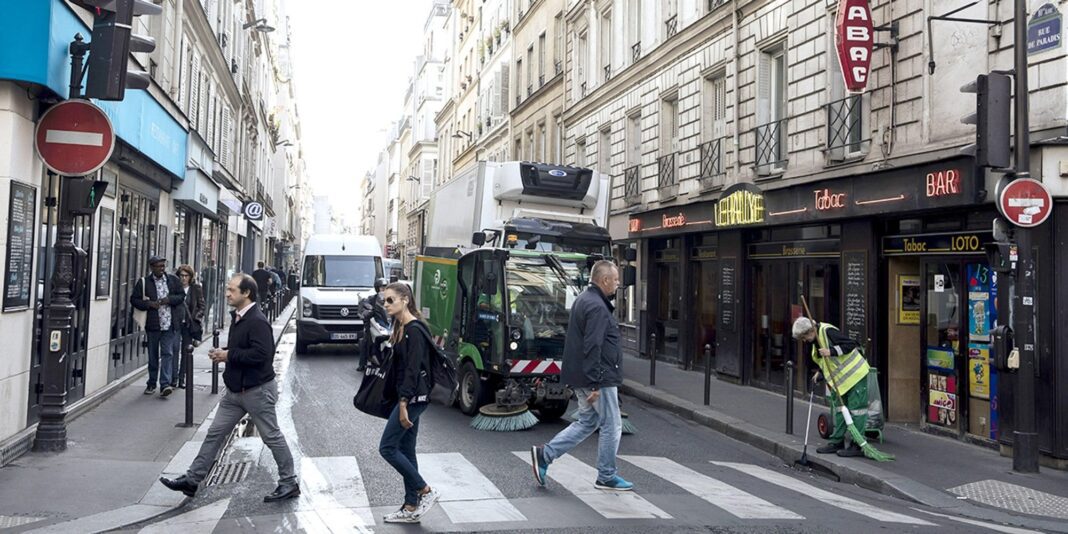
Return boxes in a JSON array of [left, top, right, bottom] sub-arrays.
[[628, 157, 977, 238]]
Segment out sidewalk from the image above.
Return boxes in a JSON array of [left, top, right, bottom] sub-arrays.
[[620, 350, 1068, 532], [0, 303, 295, 534]]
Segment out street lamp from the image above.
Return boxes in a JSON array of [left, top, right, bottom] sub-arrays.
[[243, 18, 274, 32], [275, 140, 293, 147], [451, 130, 473, 141]]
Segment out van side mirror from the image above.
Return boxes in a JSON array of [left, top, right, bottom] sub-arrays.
[[622, 265, 637, 287], [624, 247, 638, 262], [472, 232, 486, 246]]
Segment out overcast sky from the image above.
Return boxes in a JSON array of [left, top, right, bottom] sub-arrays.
[[286, 1, 432, 221]]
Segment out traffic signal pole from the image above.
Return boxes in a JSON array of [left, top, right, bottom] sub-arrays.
[[1010, 0, 1039, 473]]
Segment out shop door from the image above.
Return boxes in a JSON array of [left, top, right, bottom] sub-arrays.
[[108, 189, 156, 382], [692, 259, 718, 370], [653, 256, 681, 362], [798, 262, 841, 393]]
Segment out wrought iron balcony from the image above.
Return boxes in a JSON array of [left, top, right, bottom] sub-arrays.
[[666, 15, 678, 38], [825, 94, 867, 159], [699, 138, 725, 189], [632, 42, 641, 63], [753, 117, 788, 174], [708, 0, 728, 12], [657, 152, 677, 195], [624, 165, 641, 205]]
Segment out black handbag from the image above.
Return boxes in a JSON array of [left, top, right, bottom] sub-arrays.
[[353, 348, 398, 419]]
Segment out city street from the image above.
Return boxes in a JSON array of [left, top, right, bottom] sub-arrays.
[[121, 326, 1027, 534]]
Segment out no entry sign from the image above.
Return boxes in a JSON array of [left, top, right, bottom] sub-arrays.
[[998, 178, 1052, 227], [34, 100, 115, 177]]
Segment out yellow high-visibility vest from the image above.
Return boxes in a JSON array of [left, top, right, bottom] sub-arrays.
[[811, 323, 869, 396]]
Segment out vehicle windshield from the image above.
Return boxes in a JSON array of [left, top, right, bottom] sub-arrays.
[[511, 232, 612, 256], [302, 255, 382, 288], [505, 255, 590, 360]]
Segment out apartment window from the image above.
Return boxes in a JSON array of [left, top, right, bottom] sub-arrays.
[[538, 33, 546, 84], [600, 9, 612, 82], [598, 127, 611, 174], [628, 0, 642, 63], [756, 44, 788, 174], [515, 137, 523, 160], [626, 112, 641, 168], [575, 137, 587, 167], [528, 130, 536, 161], [554, 13, 564, 70], [663, 0, 679, 39], [526, 45, 534, 96], [515, 59, 523, 103], [575, 30, 589, 98], [700, 73, 727, 183], [659, 95, 679, 190], [554, 114, 563, 161]]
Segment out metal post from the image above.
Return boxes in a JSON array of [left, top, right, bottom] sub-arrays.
[[211, 330, 220, 395], [785, 359, 795, 435], [1011, 0, 1039, 474], [178, 344, 194, 427], [649, 332, 657, 386], [703, 344, 712, 406], [33, 37, 89, 452]]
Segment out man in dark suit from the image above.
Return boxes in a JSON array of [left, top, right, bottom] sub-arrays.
[[159, 273, 300, 502], [130, 255, 185, 397]]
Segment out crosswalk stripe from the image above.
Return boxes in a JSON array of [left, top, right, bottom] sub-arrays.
[[620, 456, 803, 519], [910, 508, 1044, 533], [298, 457, 374, 531], [420, 453, 526, 523], [712, 462, 934, 525], [512, 451, 673, 520], [138, 499, 229, 534]]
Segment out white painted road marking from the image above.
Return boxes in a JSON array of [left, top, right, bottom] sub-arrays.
[[45, 129, 104, 146], [300, 457, 375, 527], [911, 508, 1045, 534], [713, 462, 934, 525], [138, 498, 230, 534], [621, 456, 803, 519], [513, 451, 673, 520], [420, 453, 526, 523]]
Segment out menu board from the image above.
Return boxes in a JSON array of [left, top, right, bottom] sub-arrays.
[[842, 250, 867, 343], [719, 258, 736, 331], [96, 207, 114, 299], [4, 182, 37, 311]]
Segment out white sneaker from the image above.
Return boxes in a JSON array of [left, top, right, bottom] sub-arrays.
[[383, 507, 420, 524], [414, 488, 440, 518]]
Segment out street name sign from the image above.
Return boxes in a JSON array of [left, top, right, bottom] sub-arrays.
[[34, 99, 115, 176], [998, 178, 1052, 228]]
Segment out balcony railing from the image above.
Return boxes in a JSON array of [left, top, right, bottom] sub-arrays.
[[753, 117, 788, 175], [554, 59, 562, 75], [657, 153, 677, 198], [527, 84, 533, 97], [624, 165, 641, 205], [666, 15, 678, 38], [709, 0, 728, 12], [699, 138, 725, 190], [632, 42, 641, 62], [603, 64, 611, 80], [580, 81, 587, 97], [825, 94, 867, 159]]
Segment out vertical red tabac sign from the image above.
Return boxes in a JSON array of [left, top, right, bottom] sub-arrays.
[[835, 0, 874, 93]]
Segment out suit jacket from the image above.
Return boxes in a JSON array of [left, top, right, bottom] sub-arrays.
[[130, 274, 185, 332], [222, 303, 276, 392]]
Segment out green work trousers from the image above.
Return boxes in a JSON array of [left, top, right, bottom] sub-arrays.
[[827, 377, 869, 444]]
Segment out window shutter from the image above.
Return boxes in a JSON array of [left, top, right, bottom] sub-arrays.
[[713, 77, 726, 138], [757, 53, 771, 126], [189, 54, 201, 126], [491, 70, 502, 118], [222, 106, 232, 170], [206, 85, 216, 150], [198, 70, 209, 133]]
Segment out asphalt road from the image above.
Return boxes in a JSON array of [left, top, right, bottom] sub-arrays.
[[124, 330, 1038, 534]]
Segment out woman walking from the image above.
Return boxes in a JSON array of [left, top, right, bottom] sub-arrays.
[[174, 264, 206, 389], [379, 282, 439, 523]]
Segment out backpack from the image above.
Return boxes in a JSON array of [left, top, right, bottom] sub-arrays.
[[407, 320, 458, 394]]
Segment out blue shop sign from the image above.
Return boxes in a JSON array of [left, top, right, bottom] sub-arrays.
[[0, 0, 187, 179], [1028, 3, 1062, 55]]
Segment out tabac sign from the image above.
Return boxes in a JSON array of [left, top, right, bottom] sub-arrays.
[[835, 0, 874, 93], [715, 182, 765, 227]]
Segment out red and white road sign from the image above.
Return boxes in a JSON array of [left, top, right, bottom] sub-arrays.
[[998, 178, 1052, 227], [34, 99, 115, 176]]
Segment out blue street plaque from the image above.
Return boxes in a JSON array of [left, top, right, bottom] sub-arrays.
[[1028, 3, 1062, 55]]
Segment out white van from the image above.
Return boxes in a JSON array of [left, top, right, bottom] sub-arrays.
[[297, 234, 384, 353]]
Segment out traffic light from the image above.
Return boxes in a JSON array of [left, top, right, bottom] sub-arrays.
[[84, 0, 162, 101], [960, 73, 1011, 169], [64, 180, 110, 216]]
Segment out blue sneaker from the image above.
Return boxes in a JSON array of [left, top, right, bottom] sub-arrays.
[[530, 445, 548, 486], [595, 475, 634, 491]]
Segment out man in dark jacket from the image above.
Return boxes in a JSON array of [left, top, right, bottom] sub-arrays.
[[529, 261, 633, 491], [252, 261, 274, 303], [130, 255, 185, 397], [159, 274, 300, 502]]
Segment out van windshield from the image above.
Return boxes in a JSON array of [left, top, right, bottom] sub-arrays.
[[302, 255, 382, 288]]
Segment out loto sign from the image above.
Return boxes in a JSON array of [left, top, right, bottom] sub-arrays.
[[835, 0, 874, 93]]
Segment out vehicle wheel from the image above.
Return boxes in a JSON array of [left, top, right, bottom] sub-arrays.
[[296, 334, 310, 354], [817, 411, 832, 440], [457, 361, 492, 415], [532, 399, 569, 422]]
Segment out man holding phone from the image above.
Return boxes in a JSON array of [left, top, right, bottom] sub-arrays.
[[131, 255, 186, 397]]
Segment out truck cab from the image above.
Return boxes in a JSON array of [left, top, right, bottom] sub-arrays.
[[296, 234, 384, 353]]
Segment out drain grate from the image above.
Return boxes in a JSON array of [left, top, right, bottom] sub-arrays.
[[205, 461, 251, 487], [949, 480, 1068, 519], [0, 515, 44, 528]]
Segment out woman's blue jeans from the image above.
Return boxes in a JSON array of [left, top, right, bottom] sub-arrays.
[[378, 401, 429, 506]]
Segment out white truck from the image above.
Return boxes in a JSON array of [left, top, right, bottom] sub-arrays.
[[296, 234, 384, 353], [425, 161, 612, 255]]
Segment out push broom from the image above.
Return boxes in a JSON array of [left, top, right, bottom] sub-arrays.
[[800, 296, 894, 462]]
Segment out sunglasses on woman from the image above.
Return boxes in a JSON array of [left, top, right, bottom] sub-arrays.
[[385, 297, 398, 304]]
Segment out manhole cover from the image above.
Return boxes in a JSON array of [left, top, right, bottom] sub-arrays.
[[949, 480, 1068, 519], [0, 516, 44, 528], [205, 461, 251, 487]]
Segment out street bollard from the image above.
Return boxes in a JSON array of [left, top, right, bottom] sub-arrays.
[[179, 343, 194, 427], [704, 344, 712, 406], [649, 332, 658, 387], [211, 330, 220, 395], [785, 359, 795, 435]]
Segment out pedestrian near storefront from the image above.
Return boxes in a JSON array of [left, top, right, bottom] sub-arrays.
[[530, 261, 633, 491], [791, 317, 871, 458], [159, 274, 300, 502], [173, 264, 206, 389], [378, 282, 440, 523], [252, 261, 275, 304], [130, 256, 185, 397]]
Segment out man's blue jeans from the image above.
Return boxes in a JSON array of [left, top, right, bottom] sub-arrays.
[[543, 386, 622, 482], [146, 329, 179, 388], [379, 401, 429, 506]]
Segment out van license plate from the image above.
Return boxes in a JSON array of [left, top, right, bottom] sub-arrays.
[[331, 333, 358, 341]]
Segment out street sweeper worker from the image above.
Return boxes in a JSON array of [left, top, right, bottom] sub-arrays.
[[792, 316, 870, 458], [528, 260, 634, 491]]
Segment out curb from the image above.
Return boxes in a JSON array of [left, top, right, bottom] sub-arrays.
[[621, 378, 1068, 533]]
